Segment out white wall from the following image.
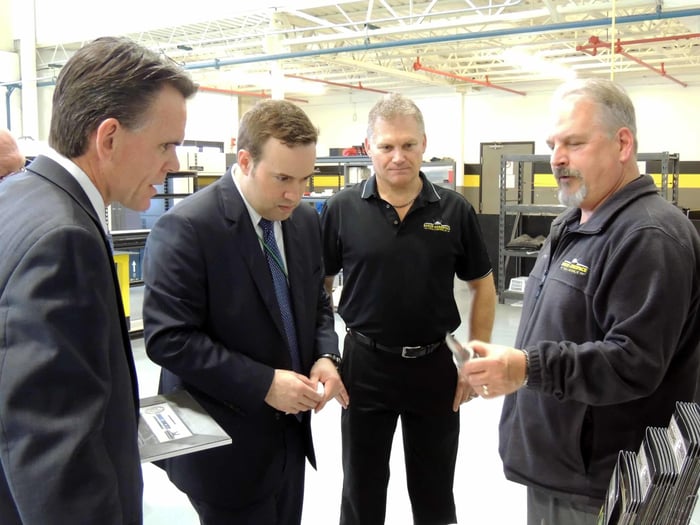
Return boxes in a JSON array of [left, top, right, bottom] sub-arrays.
[[304, 91, 463, 162], [304, 82, 700, 164], [20, 79, 700, 166], [183, 90, 239, 152], [30, 86, 239, 155]]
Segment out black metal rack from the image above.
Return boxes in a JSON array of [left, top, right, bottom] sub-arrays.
[[497, 152, 680, 303]]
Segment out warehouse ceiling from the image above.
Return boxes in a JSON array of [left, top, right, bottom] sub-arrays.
[[32, 0, 700, 100]]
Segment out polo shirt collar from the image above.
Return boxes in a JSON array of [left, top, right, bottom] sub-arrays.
[[362, 171, 441, 204]]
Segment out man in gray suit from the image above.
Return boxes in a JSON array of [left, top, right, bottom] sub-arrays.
[[0, 37, 196, 524], [143, 99, 348, 525]]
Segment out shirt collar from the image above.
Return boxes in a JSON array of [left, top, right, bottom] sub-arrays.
[[230, 165, 284, 243], [43, 148, 109, 233], [231, 165, 263, 228], [362, 171, 441, 204]]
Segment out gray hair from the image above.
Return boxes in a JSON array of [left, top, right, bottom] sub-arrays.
[[553, 77, 638, 154], [367, 93, 425, 140]]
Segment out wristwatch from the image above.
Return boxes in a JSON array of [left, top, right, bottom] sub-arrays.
[[519, 348, 529, 387], [318, 353, 342, 370]]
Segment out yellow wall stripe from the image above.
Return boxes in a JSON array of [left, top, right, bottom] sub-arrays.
[[534, 173, 557, 187], [532, 173, 700, 189], [310, 175, 344, 188], [650, 173, 700, 189], [463, 174, 480, 188], [312, 173, 700, 190]]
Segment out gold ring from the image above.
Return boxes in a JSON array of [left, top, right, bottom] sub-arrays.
[[482, 385, 489, 396]]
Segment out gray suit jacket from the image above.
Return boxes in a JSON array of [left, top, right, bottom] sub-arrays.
[[143, 170, 338, 506], [0, 156, 143, 524]]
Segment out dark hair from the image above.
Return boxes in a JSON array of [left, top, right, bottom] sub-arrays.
[[237, 99, 318, 163], [367, 93, 425, 140], [49, 36, 197, 158]]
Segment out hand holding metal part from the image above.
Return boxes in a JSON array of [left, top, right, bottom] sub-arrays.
[[446, 333, 481, 408], [445, 332, 475, 369]]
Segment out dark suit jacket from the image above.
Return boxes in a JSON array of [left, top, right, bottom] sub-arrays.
[[142, 170, 338, 507], [0, 156, 143, 524]]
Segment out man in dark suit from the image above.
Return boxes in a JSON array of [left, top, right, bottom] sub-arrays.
[[0, 37, 196, 524], [143, 99, 348, 525]]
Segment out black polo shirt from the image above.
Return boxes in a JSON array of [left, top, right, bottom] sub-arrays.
[[320, 172, 492, 347]]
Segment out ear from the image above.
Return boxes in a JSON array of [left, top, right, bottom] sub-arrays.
[[617, 127, 635, 163], [237, 149, 252, 175], [364, 137, 371, 154], [94, 118, 120, 160], [421, 132, 427, 151]]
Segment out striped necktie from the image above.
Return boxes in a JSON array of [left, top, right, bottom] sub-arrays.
[[259, 218, 302, 373]]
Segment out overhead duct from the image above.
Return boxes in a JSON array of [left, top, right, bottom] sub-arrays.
[[182, 8, 700, 74]]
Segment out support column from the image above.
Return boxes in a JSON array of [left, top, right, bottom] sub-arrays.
[[266, 9, 284, 100], [18, 0, 38, 140]]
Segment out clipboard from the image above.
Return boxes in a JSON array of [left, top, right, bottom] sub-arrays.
[[138, 389, 232, 463]]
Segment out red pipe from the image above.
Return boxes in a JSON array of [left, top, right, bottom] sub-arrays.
[[412, 57, 526, 96], [284, 74, 389, 94], [576, 35, 688, 87], [616, 49, 687, 87], [576, 35, 606, 55], [198, 85, 308, 103], [617, 33, 700, 46]]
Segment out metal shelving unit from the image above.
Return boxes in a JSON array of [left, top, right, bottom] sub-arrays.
[[497, 152, 680, 303], [638, 152, 680, 206], [313, 156, 457, 190], [159, 171, 199, 211], [498, 154, 564, 303]]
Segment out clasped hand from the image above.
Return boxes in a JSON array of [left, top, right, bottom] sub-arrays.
[[264, 359, 349, 414]]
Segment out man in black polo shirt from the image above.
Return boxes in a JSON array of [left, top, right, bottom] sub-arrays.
[[320, 93, 496, 525]]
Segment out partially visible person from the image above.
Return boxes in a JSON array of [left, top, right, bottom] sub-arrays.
[[0, 36, 196, 524], [321, 93, 496, 525], [0, 129, 25, 181], [462, 78, 700, 525], [143, 99, 348, 525]]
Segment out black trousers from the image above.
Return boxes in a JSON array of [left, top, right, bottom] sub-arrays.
[[339, 334, 459, 525], [188, 416, 305, 525]]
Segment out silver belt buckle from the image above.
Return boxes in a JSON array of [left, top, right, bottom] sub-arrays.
[[401, 345, 422, 358]]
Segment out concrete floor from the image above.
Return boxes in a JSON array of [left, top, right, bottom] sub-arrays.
[[132, 279, 528, 524], [132, 278, 700, 525]]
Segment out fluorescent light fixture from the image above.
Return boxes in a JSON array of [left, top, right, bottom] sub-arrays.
[[502, 48, 576, 81]]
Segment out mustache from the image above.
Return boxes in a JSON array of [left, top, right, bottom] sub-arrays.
[[554, 167, 582, 180]]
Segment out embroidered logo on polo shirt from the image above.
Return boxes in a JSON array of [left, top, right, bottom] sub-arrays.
[[423, 220, 451, 233], [561, 258, 589, 276]]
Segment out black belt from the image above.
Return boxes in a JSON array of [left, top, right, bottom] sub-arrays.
[[347, 329, 443, 358]]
